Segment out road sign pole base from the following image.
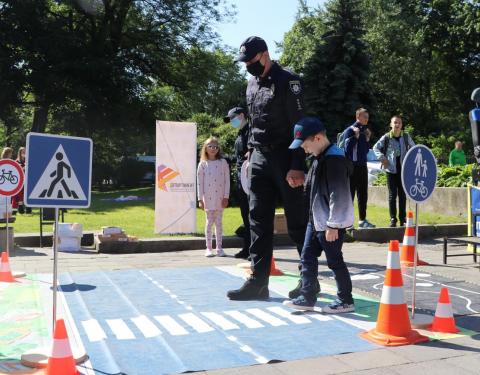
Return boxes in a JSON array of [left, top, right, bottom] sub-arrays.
[[21, 346, 88, 369]]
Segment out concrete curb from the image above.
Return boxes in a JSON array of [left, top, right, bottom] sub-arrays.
[[13, 224, 467, 253], [350, 223, 467, 243]]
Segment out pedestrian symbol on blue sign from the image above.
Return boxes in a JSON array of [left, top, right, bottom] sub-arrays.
[[25, 133, 92, 208], [402, 145, 437, 203]]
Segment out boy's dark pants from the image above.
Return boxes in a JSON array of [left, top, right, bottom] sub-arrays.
[[300, 222, 353, 304]]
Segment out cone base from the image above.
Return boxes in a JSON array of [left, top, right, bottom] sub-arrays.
[[21, 346, 88, 369], [428, 323, 460, 334], [400, 259, 429, 267], [0, 275, 16, 282], [12, 270, 26, 278], [360, 328, 429, 347], [269, 269, 283, 276]]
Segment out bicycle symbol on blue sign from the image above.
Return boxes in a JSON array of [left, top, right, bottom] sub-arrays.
[[402, 145, 437, 203]]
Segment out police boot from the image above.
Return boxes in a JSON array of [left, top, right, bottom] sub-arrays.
[[234, 248, 249, 259], [288, 278, 320, 299], [227, 277, 269, 301]]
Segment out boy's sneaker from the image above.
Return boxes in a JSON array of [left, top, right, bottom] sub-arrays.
[[205, 249, 215, 257], [283, 295, 316, 311], [358, 219, 376, 229], [288, 278, 320, 299], [321, 299, 355, 314], [217, 249, 226, 257]]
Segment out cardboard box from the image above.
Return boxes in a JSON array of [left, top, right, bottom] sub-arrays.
[[101, 226, 123, 235], [96, 233, 128, 243]]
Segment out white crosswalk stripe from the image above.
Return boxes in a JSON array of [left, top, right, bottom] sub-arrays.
[[224, 310, 264, 329], [154, 315, 189, 336], [201, 312, 240, 330], [178, 313, 214, 333], [267, 307, 312, 324], [245, 308, 288, 327], [131, 315, 162, 338], [106, 319, 135, 340], [81, 319, 107, 342]]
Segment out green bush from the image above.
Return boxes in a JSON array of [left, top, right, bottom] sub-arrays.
[[372, 164, 473, 187]]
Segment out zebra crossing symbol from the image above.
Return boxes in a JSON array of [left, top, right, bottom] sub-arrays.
[[29, 145, 86, 200]]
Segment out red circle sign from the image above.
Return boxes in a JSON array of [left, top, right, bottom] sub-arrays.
[[0, 159, 25, 196]]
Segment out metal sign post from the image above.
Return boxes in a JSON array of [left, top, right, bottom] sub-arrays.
[[412, 203, 419, 318], [5, 198, 9, 256], [52, 207, 59, 331], [401, 145, 437, 319]]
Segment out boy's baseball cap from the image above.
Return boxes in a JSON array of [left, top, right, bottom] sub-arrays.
[[289, 117, 326, 149], [223, 107, 246, 123], [235, 36, 268, 62]]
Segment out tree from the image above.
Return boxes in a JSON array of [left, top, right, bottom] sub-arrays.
[[302, 0, 375, 132], [278, 0, 326, 73]]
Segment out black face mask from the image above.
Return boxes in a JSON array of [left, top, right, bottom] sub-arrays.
[[247, 60, 265, 77]]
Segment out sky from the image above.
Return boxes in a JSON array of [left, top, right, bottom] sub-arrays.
[[215, 0, 326, 60]]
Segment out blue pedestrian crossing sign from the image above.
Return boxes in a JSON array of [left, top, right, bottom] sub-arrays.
[[25, 133, 93, 208], [402, 144, 437, 203]]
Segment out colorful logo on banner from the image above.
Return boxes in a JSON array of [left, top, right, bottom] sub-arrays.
[[157, 164, 179, 191]]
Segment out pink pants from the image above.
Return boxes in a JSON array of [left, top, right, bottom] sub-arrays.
[[205, 209, 223, 250]]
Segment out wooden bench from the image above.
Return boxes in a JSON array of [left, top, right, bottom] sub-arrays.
[[443, 236, 479, 267]]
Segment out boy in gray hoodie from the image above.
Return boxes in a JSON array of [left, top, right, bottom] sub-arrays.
[[284, 117, 355, 313]]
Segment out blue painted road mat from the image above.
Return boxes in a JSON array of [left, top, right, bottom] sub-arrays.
[[59, 266, 377, 375]]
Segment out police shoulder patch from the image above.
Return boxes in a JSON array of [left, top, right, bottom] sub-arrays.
[[289, 80, 302, 95]]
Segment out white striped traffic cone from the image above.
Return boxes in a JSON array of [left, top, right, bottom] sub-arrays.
[[360, 240, 429, 346], [400, 211, 428, 266], [46, 319, 79, 375], [429, 288, 460, 333]]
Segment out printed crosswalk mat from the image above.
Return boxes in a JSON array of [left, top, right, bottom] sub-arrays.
[[1, 266, 478, 375]]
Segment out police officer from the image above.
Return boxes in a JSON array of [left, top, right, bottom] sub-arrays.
[[227, 36, 307, 300], [224, 107, 251, 259]]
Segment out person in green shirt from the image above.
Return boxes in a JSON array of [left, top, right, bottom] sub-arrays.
[[449, 141, 466, 166]]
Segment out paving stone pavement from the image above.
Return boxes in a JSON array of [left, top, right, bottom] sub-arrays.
[[8, 238, 480, 375]]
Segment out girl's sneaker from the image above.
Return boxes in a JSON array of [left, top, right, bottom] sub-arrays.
[[217, 249, 226, 257], [205, 249, 215, 257], [321, 299, 355, 314]]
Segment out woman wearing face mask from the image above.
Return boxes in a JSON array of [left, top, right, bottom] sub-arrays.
[[224, 107, 251, 259]]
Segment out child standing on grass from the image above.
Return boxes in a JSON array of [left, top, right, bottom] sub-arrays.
[[197, 137, 230, 257]]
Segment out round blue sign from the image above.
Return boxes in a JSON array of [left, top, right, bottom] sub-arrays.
[[401, 145, 437, 203]]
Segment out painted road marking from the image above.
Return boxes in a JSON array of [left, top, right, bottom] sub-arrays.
[[178, 313, 214, 333], [246, 308, 288, 327], [224, 310, 264, 329], [106, 319, 135, 340], [267, 306, 311, 324], [82, 319, 107, 342], [200, 312, 240, 330], [131, 315, 162, 338], [154, 315, 189, 336]]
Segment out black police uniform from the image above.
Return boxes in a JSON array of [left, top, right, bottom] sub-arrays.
[[234, 123, 251, 253], [246, 62, 307, 285]]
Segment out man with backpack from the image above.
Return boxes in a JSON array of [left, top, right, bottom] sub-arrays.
[[339, 108, 376, 229], [373, 115, 415, 227]]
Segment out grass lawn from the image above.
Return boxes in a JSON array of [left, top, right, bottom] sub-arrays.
[[11, 187, 462, 239]]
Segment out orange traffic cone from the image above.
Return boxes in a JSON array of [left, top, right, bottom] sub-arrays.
[[0, 251, 15, 282], [46, 319, 78, 375], [360, 240, 429, 346], [429, 288, 460, 333], [400, 211, 428, 267], [269, 256, 283, 276]]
